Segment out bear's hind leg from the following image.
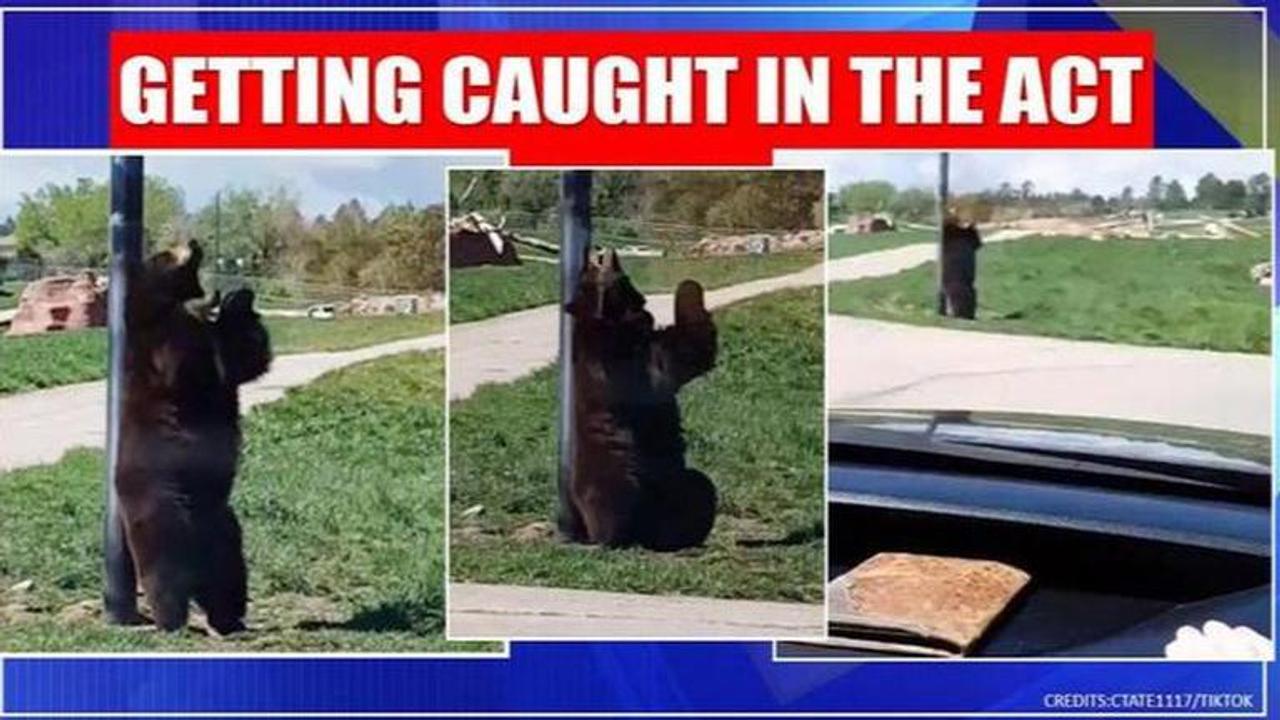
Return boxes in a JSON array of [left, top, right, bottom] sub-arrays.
[[194, 506, 248, 635], [575, 484, 638, 547], [637, 469, 717, 552], [125, 507, 194, 631]]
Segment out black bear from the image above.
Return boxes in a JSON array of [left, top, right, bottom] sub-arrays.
[[116, 240, 271, 633], [559, 248, 718, 551], [939, 220, 982, 319]]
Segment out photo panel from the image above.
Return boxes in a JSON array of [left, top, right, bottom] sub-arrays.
[[776, 148, 1273, 660], [446, 168, 828, 640], [0, 153, 497, 653]]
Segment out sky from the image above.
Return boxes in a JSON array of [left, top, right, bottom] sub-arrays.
[[0, 154, 503, 221], [779, 150, 1273, 196]]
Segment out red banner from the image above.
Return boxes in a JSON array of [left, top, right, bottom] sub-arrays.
[[110, 31, 1154, 164]]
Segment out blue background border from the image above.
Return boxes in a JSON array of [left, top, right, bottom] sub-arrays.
[[0, 3, 1274, 716]]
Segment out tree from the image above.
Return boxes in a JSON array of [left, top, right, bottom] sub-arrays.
[[14, 176, 183, 267], [1221, 179, 1248, 211], [1163, 180, 1189, 210], [1245, 172, 1271, 216], [1119, 186, 1134, 209], [0, 216, 14, 236], [1019, 180, 1035, 201], [1145, 175, 1164, 208], [836, 181, 896, 215], [888, 187, 935, 222], [1195, 173, 1224, 209]]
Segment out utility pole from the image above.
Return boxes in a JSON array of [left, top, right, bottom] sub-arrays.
[[104, 156, 143, 625], [935, 151, 950, 316], [556, 171, 592, 532], [213, 190, 222, 290]]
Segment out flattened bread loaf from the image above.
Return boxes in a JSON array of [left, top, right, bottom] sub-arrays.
[[828, 552, 1030, 656]]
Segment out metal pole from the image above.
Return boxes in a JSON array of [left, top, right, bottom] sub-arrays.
[[557, 171, 592, 525], [104, 156, 143, 624], [935, 151, 950, 316], [213, 190, 222, 290]]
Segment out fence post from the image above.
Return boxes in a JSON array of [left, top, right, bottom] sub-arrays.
[[104, 156, 144, 624], [557, 171, 592, 531], [935, 151, 950, 315]]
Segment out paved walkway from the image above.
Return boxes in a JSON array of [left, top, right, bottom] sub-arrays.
[[449, 582, 824, 639], [0, 334, 444, 471], [828, 317, 1270, 435], [448, 263, 825, 400], [448, 232, 1038, 401]]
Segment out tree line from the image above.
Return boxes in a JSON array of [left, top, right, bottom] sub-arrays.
[[831, 172, 1273, 224], [450, 170, 823, 249], [7, 177, 444, 292]]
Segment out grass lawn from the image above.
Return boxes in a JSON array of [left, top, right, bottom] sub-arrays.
[[0, 351, 489, 652], [450, 287, 825, 603], [450, 252, 821, 323], [828, 228, 936, 259], [829, 235, 1271, 354], [0, 280, 23, 310], [0, 312, 443, 397]]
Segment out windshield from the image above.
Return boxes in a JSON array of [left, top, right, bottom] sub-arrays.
[[830, 410, 1270, 477]]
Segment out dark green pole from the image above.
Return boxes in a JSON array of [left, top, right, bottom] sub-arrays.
[[557, 171, 592, 530], [936, 152, 950, 316], [104, 156, 143, 624]]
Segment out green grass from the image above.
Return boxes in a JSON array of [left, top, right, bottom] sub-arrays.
[[265, 313, 443, 353], [828, 228, 936, 259], [450, 288, 825, 603], [0, 313, 443, 397], [0, 329, 107, 395], [829, 235, 1271, 354], [0, 281, 23, 310], [450, 252, 821, 323], [0, 351, 492, 652]]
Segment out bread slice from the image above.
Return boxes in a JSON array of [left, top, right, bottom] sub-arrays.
[[828, 552, 1030, 657]]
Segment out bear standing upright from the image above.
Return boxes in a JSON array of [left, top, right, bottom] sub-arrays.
[[560, 248, 718, 551], [115, 241, 271, 633]]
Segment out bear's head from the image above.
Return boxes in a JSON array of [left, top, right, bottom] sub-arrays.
[[139, 240, 207, 313], [566, 248, 649, 329], [131, 240, 272, 389]]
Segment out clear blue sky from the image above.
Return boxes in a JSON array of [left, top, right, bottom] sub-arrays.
[[0, 154, 503, 221], [779, 150, 1272, 196]]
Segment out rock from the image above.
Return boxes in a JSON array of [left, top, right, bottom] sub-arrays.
[[57, 599, 101, 624], [6, 579, 34, 594], [306, 303, 337, 320], [6, 272, 107, 337], [1250, 262, 1272, 287], [512, 521, 556, 543], [349, 294, 429, 316], [691, 229, 823, 257]]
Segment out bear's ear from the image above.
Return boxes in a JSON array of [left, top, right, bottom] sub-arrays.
[[606, 247, 622, 273]]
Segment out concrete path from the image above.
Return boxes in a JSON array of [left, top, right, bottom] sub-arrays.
[[448, 263, 825, 400], [827, 317, 1270, 435], [0, 334, 443, 471], [448, 232, 1036, 401], [448, 582, 824, 639], [825, 228, 1034, 284]]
